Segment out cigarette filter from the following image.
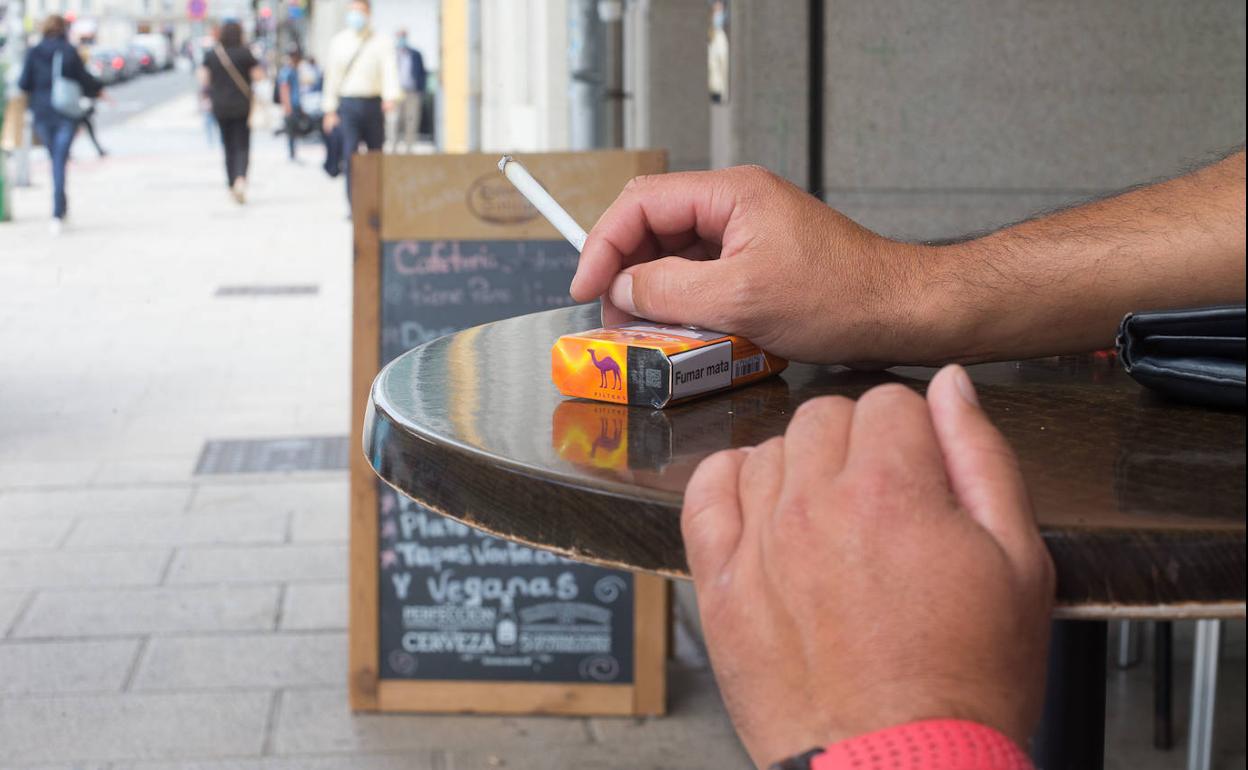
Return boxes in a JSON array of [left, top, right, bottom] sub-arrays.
[[552, 322, 787, 408]]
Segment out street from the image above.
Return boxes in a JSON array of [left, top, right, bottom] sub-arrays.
[[0, 72, 752, 769], [93, 68, 196, 130]]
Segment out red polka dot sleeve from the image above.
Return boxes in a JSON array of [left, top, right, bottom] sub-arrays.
[[773, 720, 1034, 770]]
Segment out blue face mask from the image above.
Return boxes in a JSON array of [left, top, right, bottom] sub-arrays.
[[345, 9, 368, 31]]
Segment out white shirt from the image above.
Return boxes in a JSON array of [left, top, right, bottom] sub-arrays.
[[323, 27, 402, 113]]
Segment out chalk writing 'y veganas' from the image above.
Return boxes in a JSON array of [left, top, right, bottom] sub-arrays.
[[426, 570, 579, 605]]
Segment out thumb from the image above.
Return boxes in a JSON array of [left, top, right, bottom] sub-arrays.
[[927, 365, 1049, 578], [608, 256, 733, 329], [682, 448, 748, 580]]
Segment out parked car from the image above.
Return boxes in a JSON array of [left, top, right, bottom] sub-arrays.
[[132, 33, 174, 70], [86, 50, 113, 85], [127, 44, 157, 74], [89, 48, 128, 84]]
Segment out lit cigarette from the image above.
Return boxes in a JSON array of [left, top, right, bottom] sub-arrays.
[[498, 155, 588, 252]]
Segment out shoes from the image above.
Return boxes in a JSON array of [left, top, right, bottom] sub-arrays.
[[230, 178, 247, 204], [49, 217, 65, 236]]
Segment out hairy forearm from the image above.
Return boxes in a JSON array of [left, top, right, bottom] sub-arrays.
[[923, 150, 1246, 363]]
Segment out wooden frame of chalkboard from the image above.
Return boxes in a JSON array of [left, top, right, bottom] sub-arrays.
[[350, 151, 670, 715]]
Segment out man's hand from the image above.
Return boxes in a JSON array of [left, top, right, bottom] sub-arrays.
[[323, 111, 340, 133], [382, 99, 397, 113], [682, 365, 1055, 768], [577, 153, 1245, 365], [573, 166, 938, 366]]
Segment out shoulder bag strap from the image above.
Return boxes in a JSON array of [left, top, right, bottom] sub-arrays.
[[213, 41, 252, 99], [335, 32, 371, 95]]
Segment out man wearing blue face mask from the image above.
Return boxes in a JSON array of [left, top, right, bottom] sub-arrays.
[[322, 0, 402, 209]]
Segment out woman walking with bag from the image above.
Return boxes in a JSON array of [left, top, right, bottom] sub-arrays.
[[18, 14, 104, 234], [199, 21, 260, 203]]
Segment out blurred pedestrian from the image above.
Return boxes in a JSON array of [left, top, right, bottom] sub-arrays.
[[322, 0, 400, 208], [276, 47, 309, 162], [388, 28, 425, 153], [197, 31, 218, 146], [199, 20, 260, 204], [199, 83, 218, 145], [18, 14, 104, 234], [73, 34, 107, 157], [78, 102, 107, 157]]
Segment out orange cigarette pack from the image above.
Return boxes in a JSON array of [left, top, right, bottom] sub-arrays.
[[551, 322, 788, 408]]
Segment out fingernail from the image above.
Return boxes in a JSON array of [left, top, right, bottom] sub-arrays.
[[609, 273, 636, 315], [950, 365, 980, 407], [568, 271, 581, 298]]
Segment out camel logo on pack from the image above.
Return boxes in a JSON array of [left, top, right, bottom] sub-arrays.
[[591, 416, 623, 457], [587, 349, 622, 390]]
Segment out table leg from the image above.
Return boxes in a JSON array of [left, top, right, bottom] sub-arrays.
[[1154, 620, 1173, 750], [1032, 620, 1107, 770], [1117, 619, 1141, 668], [1186, 619, 1221, 770]]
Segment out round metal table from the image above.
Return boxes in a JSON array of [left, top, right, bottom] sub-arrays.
[[366, 303, 1245, 618]]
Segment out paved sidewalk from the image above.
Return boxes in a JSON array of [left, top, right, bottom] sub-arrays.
[[0, 79, 1244, 770], [0, 81, 752, 770]]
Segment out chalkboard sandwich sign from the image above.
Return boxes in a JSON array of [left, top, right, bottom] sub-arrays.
[[350, 150, 670, 715]]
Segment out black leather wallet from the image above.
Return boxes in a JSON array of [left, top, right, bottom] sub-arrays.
[[1116, 305, 1246, 409]]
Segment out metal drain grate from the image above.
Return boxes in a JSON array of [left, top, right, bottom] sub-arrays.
[[194, 436, 350, 475], [215, 285, 320, 297]]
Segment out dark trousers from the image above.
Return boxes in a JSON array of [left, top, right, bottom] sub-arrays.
[[33, 116, 76, 219], [80, 116, 105, 156], [215, 114, 251, 186], [80, 106, 106, 156], [338, 96, 384, 202], [284, 113, 300, 159]]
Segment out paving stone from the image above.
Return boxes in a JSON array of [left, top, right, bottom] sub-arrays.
[[0, 591, 28, 634], [0, 758, 109, 763], [0, 549, 169, 589], [0, 487, 192, 518], [14, 586, 280, 637], [0, 517, 75, 550], [64, 511, 287, 548], [445, 746, 750, 770], [107, 748, 728, 770], [291, 506, 348, 543], [280, 582, 346, 631], [0, 461, 98, 490], [190, 479, 349, 518], [588, 667, 746, 764], [0, 691, 270, 763], [133, 631, 345, 690], [112, 754, 434, 770], [0, 639, 140, 694], [271, 687, 590, 755], [166, 544, 347, 584], [91, 457, 200, 485]]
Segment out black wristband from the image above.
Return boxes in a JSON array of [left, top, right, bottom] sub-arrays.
[[768, 747, 825, 770]]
